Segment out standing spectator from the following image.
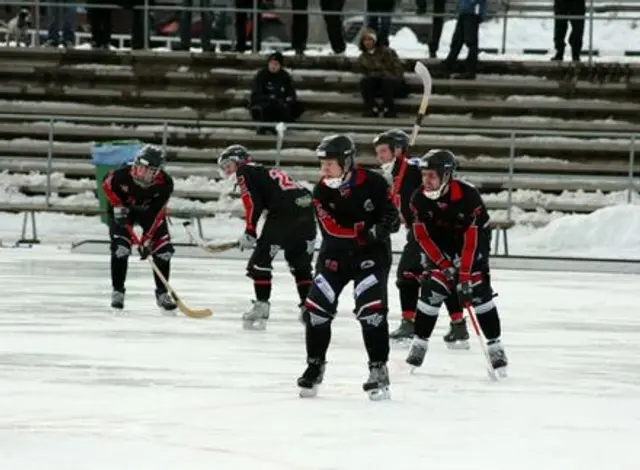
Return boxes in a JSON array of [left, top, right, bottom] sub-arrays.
[[179, 0, 213, 51], [366, 0, 395, 47], [357, 28, 408, 118], [291, 0, 309, 55], [87, 0, 112, 49], [429, 0, 446, 58], [442, 0, 485, 79], [235, 0, 262, 52], [248, 52, 304, 134], [46, 0, 75, 47], [552, 0, 585, 61], [320, 0, 346, 54], [126, 0, 152, 49]]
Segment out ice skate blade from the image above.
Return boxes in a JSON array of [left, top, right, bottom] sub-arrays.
[[243, 319, 267, 331], [445, 340, 470, 350], [299, 385, 319, 398], [391, 337, 412, 348], [367, 387, 391, 401], [159, 308, 178, 317]]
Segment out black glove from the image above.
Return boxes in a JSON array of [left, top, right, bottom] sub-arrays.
[[456, 275, 473, 306], [138, 239, 152, 260], [113, 206, 129, 227], [366, 223, 389, 243]]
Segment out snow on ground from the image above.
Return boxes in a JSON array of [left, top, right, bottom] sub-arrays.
[[2, 203, 640, 260]]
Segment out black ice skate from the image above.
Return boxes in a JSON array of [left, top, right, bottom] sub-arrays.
[[389, 318, 414, 343], [487, 340, 508, 379], [155, 290, 177, 315], [362, 362, 391, 401], [406, 337, 428, 371], [297, 358, 326, 398], [443, 319, 470, 350], [111, 290, 125, 310], [243, 300, 270, 330]]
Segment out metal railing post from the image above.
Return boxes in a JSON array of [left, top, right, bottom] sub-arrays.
[[588, 0, 595, 65], [507, 131, 516, 223], [46, 119, 54, 207], [144, 0, 150, 50], [34, 0, 41, 46], [501, 9, 508, 55], [161, 121, 168, 152], [628, 134, 636, 203], [252, 0, 259, 53]]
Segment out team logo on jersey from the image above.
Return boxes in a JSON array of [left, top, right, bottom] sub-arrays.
[[363, 199, 375, 212]]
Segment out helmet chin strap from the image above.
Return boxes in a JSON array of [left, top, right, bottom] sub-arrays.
[[380, 158, 395, 176], [423, 173, 451, 200]]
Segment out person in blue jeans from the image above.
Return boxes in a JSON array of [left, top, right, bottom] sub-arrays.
[[442, 0, 486, 79], [46, 0, 75, 47], [179, 0, 213, 51]]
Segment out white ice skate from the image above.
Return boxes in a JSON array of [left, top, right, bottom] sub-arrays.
[[243, 300, 270, 330], [487, 340, 508, 379]]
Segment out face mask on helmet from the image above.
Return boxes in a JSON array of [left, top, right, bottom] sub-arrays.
[[131, 161, 159, 187]]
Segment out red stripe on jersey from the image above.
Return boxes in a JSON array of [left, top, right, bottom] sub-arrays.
[[237, 175, 255, 233], [144, 208, 167, 241], [313, 198, 362, 238], [391, 157, 408, 210], [412, 222, 449, 267], [459, 224, 478, 279], [102, 171, 123, 207], [450, 180, 463, 202]]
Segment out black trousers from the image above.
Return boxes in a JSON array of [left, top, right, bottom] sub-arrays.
[[250, 99, 304, 123], [247, 212, 316, 303], [302, 245, 392, 364], [108, 211, 174, 294], [291, 0, 309, 53], [553, 0, 585, 57], [235, 0, 263, 51], [359, 76, 409, 111], [444, 13, 480, 75], [366, 0, 395, 47], [320, 0, 346, 54], [87, 0, 112, 48]]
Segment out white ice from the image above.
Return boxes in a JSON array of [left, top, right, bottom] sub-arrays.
[[0, 247, 639, 469]]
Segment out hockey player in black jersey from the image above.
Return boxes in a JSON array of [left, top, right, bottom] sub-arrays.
[[406, 149, 508, 375], [374, 129, 469, 348], [218, 144, 316, 330], [297, 134, 401, 400], [102, 144, 177, 313]]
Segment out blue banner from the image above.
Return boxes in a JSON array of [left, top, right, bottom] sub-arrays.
[[91, 141, 144, 166]]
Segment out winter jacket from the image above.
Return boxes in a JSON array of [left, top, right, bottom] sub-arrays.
[[358, 46, 405, 81], [250, 68, 297, 107], [458, 0, 486, 17]]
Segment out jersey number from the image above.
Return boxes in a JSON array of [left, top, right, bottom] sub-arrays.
[[269, 169, 299, 190]]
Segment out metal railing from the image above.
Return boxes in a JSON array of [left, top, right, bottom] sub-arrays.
[[3, 0, 640, 64], [0, 112, 637, 223]]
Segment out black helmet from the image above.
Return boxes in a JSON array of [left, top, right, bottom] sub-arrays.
[[218, 144, 250, 177], [419, 149, 457, 200], [131, 144, 165, 187], [316, 134, 356, 172], [373, 129, 410, 153]]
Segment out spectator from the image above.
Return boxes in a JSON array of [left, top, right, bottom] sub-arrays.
[[126, 0, 151, 49], [179, 0, 213, 51], [442, 0, 485, 80], [248, 52, 303, 134], [46, 0, 75, 48], [366, 0, 395, 47], [552, 0, 585, 61], [235, 0, 262, 52], [291, 0, 309, 55], [87, 0, 112, 49], [429, 0, 446, 58], [357, 28, 408, 118], [321, 0, 346, 54]]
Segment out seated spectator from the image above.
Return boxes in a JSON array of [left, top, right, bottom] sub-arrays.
[[357, 28, 408, 118], [247, 52, 304, 135]]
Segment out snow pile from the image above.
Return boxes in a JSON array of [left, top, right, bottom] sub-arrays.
[[512, 205, 640, 259]]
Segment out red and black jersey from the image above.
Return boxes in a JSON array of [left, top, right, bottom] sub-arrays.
[[236, 163, 312, 235], [102, 166, 173, 217], [410, 179, 491, 277], [312, 167, 399, 252], [390, 155, 422, 228]]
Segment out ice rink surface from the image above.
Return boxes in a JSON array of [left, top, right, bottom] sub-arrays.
[[1, 247, 639, 470]]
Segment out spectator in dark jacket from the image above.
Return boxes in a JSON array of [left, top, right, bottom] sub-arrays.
[[248, 52, 304, 134], [552, 0, 585, 61], [357, 27, 409, 118], [442, 0, 485, 79]]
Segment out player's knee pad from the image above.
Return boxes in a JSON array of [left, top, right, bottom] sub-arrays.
[[152, 238, 174, 262], [110, 234, 131, 259], [416, 274, 450, 317], [301, 308, 333, 328], [355, 304, 387, 331], [246, 263, 273, 282], [395, 271, 421, 289], [304, 273, 338, 316], [469, 271, 495, 314]]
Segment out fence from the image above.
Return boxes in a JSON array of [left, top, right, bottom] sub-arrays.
[[3, 0, 640, 64], [0, 112, 637, 224]]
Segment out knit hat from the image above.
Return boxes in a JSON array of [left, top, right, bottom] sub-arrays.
[[267, 52, 284, 66]]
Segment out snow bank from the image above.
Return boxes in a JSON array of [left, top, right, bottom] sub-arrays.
[[512, 205, 640, 259]]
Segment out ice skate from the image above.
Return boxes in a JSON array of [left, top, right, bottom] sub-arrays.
[[406, 337, 428, 372], [297, 358, 325, 398], [363, 362, 391, 401], [155, 290, 177, 315], [297, 302, 306, 325], [111, 290, 125, 310], [243, 300, 270, 330], [389, 318, 414, 343], [443, 318, 470, 350], [487, 340, 508, 379]]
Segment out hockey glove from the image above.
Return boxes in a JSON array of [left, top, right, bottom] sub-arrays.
[[366, 223, 389, 243], [456, 275, 473, 306], [113, 206, 129, 227], [137, 239, 152, 260], [238, 232, 257, 251]]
